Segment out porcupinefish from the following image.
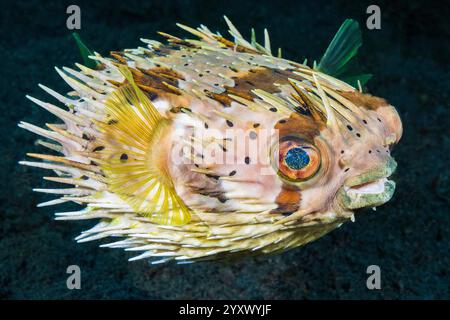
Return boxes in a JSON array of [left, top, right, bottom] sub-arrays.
[[19, 18, 402, 263]]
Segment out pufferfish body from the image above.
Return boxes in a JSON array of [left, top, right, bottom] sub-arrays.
[[20, 18, 402, 263]]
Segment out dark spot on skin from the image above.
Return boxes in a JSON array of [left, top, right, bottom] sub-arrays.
[[93, 146, 105, 152], [347, 125, 353, 131], [214, 83, 219, 86], [206, 70, 210, 73], [363, 119, 368, 124], [229, 67, 238, 72], [253, 123, 260, 128], [204, 123, 209, 129], [369, 150, 372, 154], [120, 153, 128, 161], [376, 150, 380, 153], [199, 74, 203, 77], [344, 168, 350, 172], [184, 63, 189, 66], [269, 107, 278, 112], [377, 118, 382, 122], [229, 170, 236, 176], [356, 133, 361, 138], [249, 131, 257, 139], [278, 119, 286, 124], [108, 119, 118, 125], [147, 92, 158, 101], [245, 156, 250, 164], [218, 196, 228, 203], [341, 150, 345, 154], [220, 145, 227, 152], [226, 120, 234, 127], [82, 133, 89, 140]]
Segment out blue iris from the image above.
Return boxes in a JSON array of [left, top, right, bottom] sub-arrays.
[[285, 147, 310, 170]]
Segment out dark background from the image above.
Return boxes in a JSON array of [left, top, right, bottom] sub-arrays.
[[1, 0, 448, 299]]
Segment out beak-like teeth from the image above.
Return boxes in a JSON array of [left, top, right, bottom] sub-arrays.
[[345, 178, 388, 195]]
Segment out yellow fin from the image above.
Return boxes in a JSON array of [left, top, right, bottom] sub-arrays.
[[99, 65, 191, 225]]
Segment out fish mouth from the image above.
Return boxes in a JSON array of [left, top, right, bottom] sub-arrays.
[[337, 158, 397, 210]]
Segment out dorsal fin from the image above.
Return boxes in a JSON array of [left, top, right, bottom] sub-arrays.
[[99, 66, 191, 225], [72, 32, 100, 69], [317, 19, 372, 88]]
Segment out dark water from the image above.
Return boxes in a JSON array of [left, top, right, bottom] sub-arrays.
[[1, 0, 449, 299]]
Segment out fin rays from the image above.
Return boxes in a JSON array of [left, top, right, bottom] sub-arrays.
[[99, 66, 191, 226]]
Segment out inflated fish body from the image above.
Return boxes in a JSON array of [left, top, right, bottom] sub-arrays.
[[20, 18, 402, 263]]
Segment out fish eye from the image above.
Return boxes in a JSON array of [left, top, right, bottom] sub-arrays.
[[277, 139, 321, 181]]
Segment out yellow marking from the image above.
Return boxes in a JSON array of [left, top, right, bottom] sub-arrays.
[[99, 66, 191, 225]]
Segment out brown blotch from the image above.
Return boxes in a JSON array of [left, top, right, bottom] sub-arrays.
[[341, 91, 388, 110], [146, 66, 185, 81], [127, 67, 182, 96], [204, 90, 234, 107], [271, 185, 301, 215], [274, 112, 325, 141], [225, 67, 301, 100], [208, 67, 304, 107]]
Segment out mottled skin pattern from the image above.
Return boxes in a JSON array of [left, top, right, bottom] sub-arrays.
[[19, 19, 402, 263]]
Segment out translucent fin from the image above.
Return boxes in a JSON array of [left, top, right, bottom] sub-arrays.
[[72, 32, 100, 69], [317, 19, 372, 87], [99, 66, 191, 226]]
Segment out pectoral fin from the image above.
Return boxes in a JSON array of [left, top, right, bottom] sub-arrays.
[[98, 66, 191, 225]]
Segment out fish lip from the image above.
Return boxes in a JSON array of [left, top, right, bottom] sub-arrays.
[[344, 158, 397, 187], [337, 158, 397, 210]]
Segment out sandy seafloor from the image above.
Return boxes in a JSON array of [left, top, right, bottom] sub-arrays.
[[0, 0, 448, 299]]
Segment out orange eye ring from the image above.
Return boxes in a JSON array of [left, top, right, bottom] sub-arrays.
[[277, 139, 321, 181]]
